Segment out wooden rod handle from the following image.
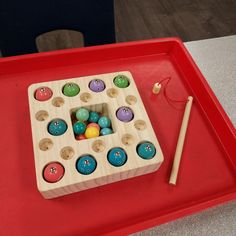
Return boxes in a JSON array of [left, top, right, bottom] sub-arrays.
[[169, 96, 193, 185]]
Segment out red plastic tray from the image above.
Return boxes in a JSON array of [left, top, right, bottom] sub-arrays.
[[0, 38, 235, 236]]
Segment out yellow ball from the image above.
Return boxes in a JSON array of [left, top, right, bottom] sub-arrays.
[[85, 126, 99, 139]]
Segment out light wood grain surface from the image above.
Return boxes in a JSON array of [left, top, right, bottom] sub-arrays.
[[28, 71, 164, 199]]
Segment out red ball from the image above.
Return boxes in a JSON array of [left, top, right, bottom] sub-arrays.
[[35, 86, 53, 101], [43, 162, 64, 183], [76, 134, 86, 140], [87, 122, 100, 131]]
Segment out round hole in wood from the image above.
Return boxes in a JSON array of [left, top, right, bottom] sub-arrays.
[[121, 134, 134, 146], [92, 140, 105, 153], [80, 92, 92, 102], [106, 88, 118, 98], [134, 120, 147, 131], [60, 146, 75, 160], [35, 110, 49, 121], [126, 95, 137, 105], [39, 138, 53, 151], [52, 97, 65, 107]]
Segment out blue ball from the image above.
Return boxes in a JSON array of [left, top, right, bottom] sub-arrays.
[[100, 127, 113, 136], [98, 116, 111, 128], [137, 142, 156, 159], [107, 147, 127, 167], [48, 119, 67, 136], [88, 111, 100, 123], [76, 155, 97, 175], [73, 121, 86, 135]]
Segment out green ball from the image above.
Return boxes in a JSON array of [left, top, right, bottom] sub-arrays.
[[63, 83, 80, 97], [137, 142, 156, 159], [88, 111, 100, 123], [113, 75, 129, 88], [98, 116, 111, 128], [76, 108, 89, 121], [73, 121, 86, 135]]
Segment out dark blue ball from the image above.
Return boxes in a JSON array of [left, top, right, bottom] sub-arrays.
[[76, 155, 97, 175], [48, 119, 67, 136], [137, 142, 156, 159], [107, 147, 127, 167]]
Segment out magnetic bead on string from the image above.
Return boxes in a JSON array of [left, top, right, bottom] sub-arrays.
[[152, 83, 161, 94], [152, 77, 187, 103]]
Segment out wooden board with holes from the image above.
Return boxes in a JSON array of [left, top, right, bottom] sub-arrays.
[[28, 71, 164, 199]]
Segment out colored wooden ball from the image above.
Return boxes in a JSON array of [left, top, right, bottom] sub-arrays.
[[116, 106, 134, 122], [107, 147, 127, 167], [100, 127, 113, 136], [76, 134, 86, 140], [113, 75, 129, 88], [98, 116, 111, 128], [34, 86, 53, 101], [76, 155, 97, 175], [89, 79, 106, 92], [43, 162, 64, 183], [76, 108, 89, 121], [73, 121, 86, 135], [87, 122, 100, 131], [88, 111, 100, 123], [85, 126, 99, 139], [63, 83, 80, 97], [137, 142, 156, 159], [48, 119, 67, 136]]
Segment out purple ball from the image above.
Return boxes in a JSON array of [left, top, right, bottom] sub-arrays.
[[89, 79, 105, 92], [116, 107, 134, 122]]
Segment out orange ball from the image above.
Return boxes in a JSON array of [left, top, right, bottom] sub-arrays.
[[85, 127, 99, 139], [87, 122, 100, 131]]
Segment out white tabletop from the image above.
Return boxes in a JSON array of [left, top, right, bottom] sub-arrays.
[[134, 35, 236, 236]]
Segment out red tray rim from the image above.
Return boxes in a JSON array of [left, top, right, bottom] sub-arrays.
[[0, 37, 235, 235]]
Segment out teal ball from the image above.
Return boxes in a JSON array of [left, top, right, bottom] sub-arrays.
[[76, 108, 89, 121], [48, 119, 67, 136], [100, 127, 113, 136], [107, 147, 127, 167], [76, 155, 97, 175], [137, 142, 156, 159], [98, 116, 111, 128], [88, 111, 100, 123], [73, 121, 86, 135]]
